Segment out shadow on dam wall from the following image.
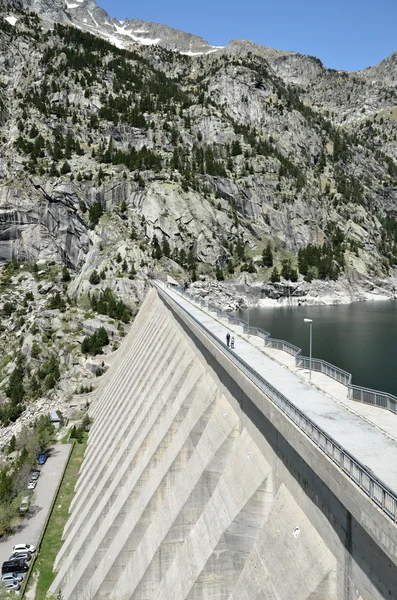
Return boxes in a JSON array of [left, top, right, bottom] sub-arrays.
[[162, 293, 397, 600]]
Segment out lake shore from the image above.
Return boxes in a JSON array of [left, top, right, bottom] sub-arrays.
[[187, 272, 397, 310]]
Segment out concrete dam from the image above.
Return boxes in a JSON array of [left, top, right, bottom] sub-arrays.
[[49, 284, 397, 600]]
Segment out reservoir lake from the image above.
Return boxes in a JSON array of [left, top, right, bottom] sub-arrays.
[[236, 300, 397, 396]]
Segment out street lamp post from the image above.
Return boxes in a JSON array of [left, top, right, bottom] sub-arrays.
[[303, 318, 313, 381]]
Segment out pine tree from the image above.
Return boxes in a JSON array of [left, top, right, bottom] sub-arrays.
[[247, 259, 256, 273], [317, 148, 326, 173], [162, 237, 171, 257], [281, 260, 292, 280], [270, 266, 280, 283], [61, 161, 71, 175], [231, 140, 242, 156], [62, 266, 71, 282], [262, 243, 273, 267], [227, 259, 234, 274], [29, 124, 39, 139], [179, 249, 187, 267], [89, 270, 100, 285], [215, 265, 224, 281]]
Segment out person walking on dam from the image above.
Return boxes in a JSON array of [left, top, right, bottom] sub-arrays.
[[226, 332, 231, 347], [231, 336, 235, 349]]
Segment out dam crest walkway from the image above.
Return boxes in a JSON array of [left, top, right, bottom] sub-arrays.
[[158, 281, 397, 496]]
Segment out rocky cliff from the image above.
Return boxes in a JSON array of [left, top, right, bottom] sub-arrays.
[[0, 0, 397, 446]]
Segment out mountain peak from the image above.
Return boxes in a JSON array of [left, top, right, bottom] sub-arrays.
[[7, 0, 224, 55]]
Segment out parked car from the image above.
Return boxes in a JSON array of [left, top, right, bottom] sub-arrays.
[[1, 573, 23, 583], [0, 579, 20, 591], [29, 471, 40, 481], [27, 481, 36, 490], [37, 453, 46, 465], [1, 560, 29, 574], [9, 551, 31, 562], [18, 496, 30, 515], [12, 544, 36, 554]]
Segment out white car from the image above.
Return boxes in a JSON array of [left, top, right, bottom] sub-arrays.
[[1, 573, 23, 583], [0, 580, 20, 591], [27, 481, 36, 490], [12, 544, 36, 554]]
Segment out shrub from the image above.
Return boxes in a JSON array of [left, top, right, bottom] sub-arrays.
[[81, 327, 109, 355], [31, 342, 41, 358], [37, 355, 61, 390], [47, 292, 66, 311], [3, 302, 15, 316], [61, 266, 71, 282], [90, 288, 132, 322]]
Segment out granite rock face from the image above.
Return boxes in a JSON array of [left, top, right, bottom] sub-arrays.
[[0, 0, 397, 293], [0, 180, 90, 266]]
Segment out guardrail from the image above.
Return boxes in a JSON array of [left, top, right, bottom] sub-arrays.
[[295, 356, 352, 386], [349, 385, 397, 414], [267, 338, 302, 357], [176, 286, 397, 415], [155, 282, 397, 523]]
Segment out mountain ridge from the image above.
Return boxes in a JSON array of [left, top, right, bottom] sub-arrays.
[[3, 0, 397, 71]]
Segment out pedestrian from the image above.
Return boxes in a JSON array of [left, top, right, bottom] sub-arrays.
[[226, 332, 230, 347], [231, 336, 235, 349]]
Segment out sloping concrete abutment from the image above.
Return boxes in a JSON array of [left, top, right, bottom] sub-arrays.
[[49, 284, 397, 600]]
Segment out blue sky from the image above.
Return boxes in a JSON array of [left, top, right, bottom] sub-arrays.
[[99, 0, 396, 71]]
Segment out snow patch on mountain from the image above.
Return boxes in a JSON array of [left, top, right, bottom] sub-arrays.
[[105, 34, 124, 49], [181, 45, 224, 57], [113, 23, 160, 45], [88, 9, 99, 28]]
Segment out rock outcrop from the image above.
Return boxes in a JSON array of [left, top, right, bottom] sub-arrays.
[[0, 180, 90, 266]]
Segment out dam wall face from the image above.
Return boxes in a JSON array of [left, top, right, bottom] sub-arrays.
[[49, 288, 397, 600]]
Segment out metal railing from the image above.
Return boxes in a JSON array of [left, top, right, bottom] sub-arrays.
[[179, 287, 397, 414], [267, 338, 302, 357], [295, 355, 352, 386], [155, 282, 397, 523], [349, 385, 397, 414]]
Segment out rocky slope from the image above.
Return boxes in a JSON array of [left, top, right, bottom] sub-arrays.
[[0, 0, 397, 447]]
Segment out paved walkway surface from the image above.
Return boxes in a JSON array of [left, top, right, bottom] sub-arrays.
[[0, 443, 71, 568], [227, 326, 397, 442], [160, 284, 397, 494]]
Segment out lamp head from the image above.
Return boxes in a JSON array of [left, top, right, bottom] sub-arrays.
[[303, 318, 313, 323]]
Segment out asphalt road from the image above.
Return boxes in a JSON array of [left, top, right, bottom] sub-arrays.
[[0, 443, 71, 569]]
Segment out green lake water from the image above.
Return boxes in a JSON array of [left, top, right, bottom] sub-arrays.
[[236, 300, 397, 396]]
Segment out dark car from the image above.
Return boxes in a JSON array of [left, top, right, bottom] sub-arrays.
[[9, 552, 31, 562], [1, 560, 29, 574], [37, 453, 46, 465]]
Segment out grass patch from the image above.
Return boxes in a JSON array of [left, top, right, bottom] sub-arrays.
[[60, 430, 71, 444], [31, 435, 88, 599]]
